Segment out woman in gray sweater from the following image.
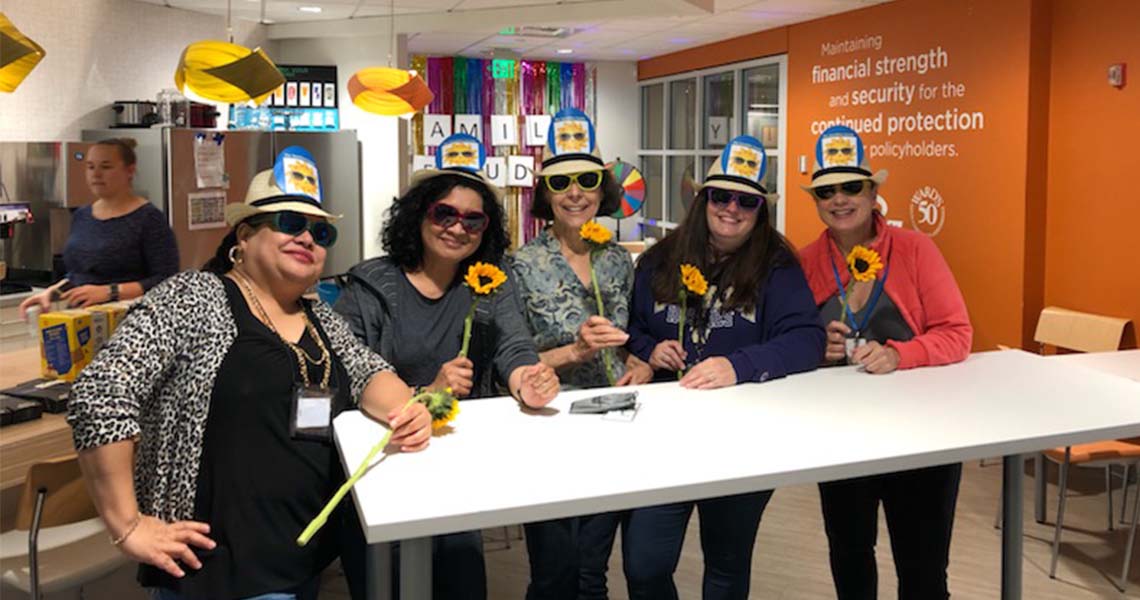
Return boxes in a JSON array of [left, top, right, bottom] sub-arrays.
[[335, 134, 560, 599]]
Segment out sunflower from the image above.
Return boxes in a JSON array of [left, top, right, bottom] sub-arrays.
[[418, 388, 460, 430], [845, 245, 883, 283], [464, 262, 507, 295], [680, 264, 709, 297], [579, 221, 613, 246]]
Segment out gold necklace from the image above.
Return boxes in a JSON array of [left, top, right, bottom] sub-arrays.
[[231, 269, 331, 389]]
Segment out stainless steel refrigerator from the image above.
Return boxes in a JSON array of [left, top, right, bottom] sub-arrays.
[[80, 128, 363, 277]]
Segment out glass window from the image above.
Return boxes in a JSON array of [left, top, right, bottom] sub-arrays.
[[742, 65, 779, 152], [641, 84, 664, 150], [640, 155, 663, 221], [702, 71, 733, 150], [668, 78, 696, 150], [667, 155, 696, 223]]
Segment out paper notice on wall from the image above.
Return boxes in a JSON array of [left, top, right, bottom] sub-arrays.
[[484, 156, 507, 187], [525, 115, 552, 146], [507, 155, 534, 187], [455, 114, 482, 139], [491, 115, 518, 147], [193, 133, 227, 189], [423, 115, 452, 147], [187, 190, 228, 230]]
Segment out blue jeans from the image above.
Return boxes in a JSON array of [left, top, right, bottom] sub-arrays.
[[524, 511, 625, 599], [622, 491, 773, 600]]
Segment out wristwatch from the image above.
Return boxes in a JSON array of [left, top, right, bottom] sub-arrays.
[[108, 283, 120, 302]]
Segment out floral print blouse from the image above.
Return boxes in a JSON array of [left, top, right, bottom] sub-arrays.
[[511, 228, 634, 389]]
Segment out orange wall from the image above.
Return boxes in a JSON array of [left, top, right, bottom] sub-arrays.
[[1044, 0, 1140, 346], [640, 0, 1140, 350]]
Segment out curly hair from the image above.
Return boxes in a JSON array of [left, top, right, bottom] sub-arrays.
[[383, 173, 510, 275], [531, 169, 623, 221]]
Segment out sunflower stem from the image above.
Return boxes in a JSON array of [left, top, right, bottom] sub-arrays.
[[677, 291, 686, 380], [589, 251, 616, 386], [458, 298, 479, 358], [297, 392, 425, 546]]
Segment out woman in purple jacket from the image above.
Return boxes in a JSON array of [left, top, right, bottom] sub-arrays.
[[622, 136, 825, 600]]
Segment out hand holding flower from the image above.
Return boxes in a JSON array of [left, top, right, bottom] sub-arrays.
[[431, 356, 475, 397]]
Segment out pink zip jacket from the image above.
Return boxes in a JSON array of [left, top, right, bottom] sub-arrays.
[[799, 213, 973, 370]]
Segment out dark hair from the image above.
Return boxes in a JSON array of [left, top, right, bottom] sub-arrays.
[[203, 229, 240, 275], [530, 169, 623, 221], [92, 137, 138, 167], [639, 190, 798, 313], [383, 174, 510, 275]]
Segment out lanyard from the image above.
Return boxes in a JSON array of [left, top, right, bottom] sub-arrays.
[[830, 255, 890, 335]]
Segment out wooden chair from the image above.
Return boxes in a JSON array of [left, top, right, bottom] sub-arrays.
[[1025, 307, 1137, 590], [0, 455, 127, 598]]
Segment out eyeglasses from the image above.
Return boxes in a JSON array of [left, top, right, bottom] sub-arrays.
[[706, 188, 763, 211], [811, 180, 870, 201], [250, 211, 338, 248], [427, 202, 490, 234], [542, 170, 604, 193]]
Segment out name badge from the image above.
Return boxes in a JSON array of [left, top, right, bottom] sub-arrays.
[[291, 384, 338, 442]]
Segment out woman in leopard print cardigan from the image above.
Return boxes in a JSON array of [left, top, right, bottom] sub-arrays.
[[68, 164, 428, 599]]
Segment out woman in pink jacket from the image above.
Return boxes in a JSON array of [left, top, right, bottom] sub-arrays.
[[799, 125, 972, 600]]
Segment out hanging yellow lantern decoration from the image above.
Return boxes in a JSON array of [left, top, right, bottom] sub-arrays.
[[0, 12, 46, 93], [174, 40, 285, 104], [347, 67, 433, 116]]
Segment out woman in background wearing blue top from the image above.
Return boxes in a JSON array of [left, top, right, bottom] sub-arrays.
[[20, 138, 179, 316], [622, 136, 825, 600]]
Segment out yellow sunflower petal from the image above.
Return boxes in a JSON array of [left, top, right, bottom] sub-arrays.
[[464, 262, 507, 295], [579, 221, 613, 246], [846, 245, 883, 283], [680, 264, 709, 296]]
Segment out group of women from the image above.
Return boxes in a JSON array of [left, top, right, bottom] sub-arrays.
[[60, 110, 972, 600]]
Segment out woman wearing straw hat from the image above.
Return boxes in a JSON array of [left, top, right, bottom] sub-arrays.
[[512, 108, 653, 600], [799, 125, 972, 599], [621, 135, 825, 600], [335, 133, 560, 599], [68, 147, 428, 600]]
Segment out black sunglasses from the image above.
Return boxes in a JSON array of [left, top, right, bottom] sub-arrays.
[[427, 202, 490, 234], [249, 211, 338, 248], [707, 188, 763, 211], [811, 180, 870, 201], [543, 170, 603, 193]]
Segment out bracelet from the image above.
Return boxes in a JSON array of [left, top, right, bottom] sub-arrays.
[[110, 513, 142, 546]]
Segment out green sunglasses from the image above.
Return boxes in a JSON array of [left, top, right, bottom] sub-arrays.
[[543, 170, 604, 193], [248, 211, 338, 248]]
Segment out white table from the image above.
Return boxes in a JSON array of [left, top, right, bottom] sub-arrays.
[[334, 350, 1140, 600], [1028, 349, 1140, 521]]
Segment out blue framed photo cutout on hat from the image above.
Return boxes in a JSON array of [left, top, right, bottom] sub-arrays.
[[274, 146, 323, 203]]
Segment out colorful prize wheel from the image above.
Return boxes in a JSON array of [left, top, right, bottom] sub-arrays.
[[607, 160, 646, 219]]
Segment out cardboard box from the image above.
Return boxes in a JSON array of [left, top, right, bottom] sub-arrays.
[[88, 309, 110, 352], [88, 302, 129, 333], [39, 310, 94, 381]]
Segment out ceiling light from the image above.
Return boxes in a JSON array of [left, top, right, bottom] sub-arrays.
[[557, 48, 573, 54], [298, 6, 322, 13]]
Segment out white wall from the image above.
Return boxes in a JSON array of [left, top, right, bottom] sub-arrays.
[[0, 0, 266, 140], [591, 61, 640, 241], [272, 35, 406, 259]]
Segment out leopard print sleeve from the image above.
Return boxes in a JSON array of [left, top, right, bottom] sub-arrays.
[[68, 271, 218, 451], [312, 301, 394, 404]]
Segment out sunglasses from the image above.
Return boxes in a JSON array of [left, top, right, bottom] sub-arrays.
[[250, 211, 338, 248], [707, 188, 764, 211], [427, 202, 490, 234], [811, 180, 870, 201], [543, 170, 604, 193]]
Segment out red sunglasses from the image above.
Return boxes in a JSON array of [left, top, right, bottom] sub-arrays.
[[427, 202, 490, 234]]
